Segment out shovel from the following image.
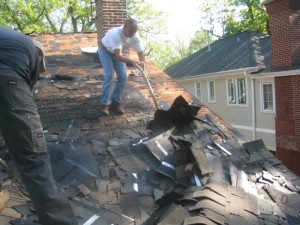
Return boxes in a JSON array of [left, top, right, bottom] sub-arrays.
[[135, 63, 159, 109]]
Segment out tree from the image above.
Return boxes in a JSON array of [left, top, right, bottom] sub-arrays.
[[149, 30, 213, 70], [198, 0, 234, 38], [188, 30, 214, 55], [127, 0, 166, 39], [0, 0, 95, 33], [225, 0, 269, 36], [1, 0, 47, 33], [197, 0, 269, 38], [126, 0, 170, 68]]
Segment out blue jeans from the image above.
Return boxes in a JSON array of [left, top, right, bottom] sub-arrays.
[[99, 48, 128, 106]]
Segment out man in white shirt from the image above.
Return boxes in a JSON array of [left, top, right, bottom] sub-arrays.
[[99, 18, 145, 116]]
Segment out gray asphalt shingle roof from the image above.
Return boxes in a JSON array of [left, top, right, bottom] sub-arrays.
[[165, 31, 272, 79]]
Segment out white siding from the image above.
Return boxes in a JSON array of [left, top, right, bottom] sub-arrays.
[[178, 75, 276, 150]]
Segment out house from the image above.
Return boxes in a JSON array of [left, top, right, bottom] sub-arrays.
[[165, 31, 275, 151], [0, 0, 300, 224], [166, 0, 300, 175]]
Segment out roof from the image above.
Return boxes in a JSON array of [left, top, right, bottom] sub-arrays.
[[0, 32, 299, 225], [165, 31, 272, 80]]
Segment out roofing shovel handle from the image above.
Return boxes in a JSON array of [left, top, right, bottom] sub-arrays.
[[135, 63, 159, 109]]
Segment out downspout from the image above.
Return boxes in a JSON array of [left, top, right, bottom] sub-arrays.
[[244, 71, 256, 140]]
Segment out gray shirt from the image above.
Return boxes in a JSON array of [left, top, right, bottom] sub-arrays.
[[0, 26, 39, 87]]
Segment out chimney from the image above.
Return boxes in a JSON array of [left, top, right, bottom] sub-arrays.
[[95, 0, 128, 46], [265, 0, 300, 71], [265, 0, 300, 175]]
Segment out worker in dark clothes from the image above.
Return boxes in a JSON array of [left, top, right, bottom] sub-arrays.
[[0, 27, 78, 225]]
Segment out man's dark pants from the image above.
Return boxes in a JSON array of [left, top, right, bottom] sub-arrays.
[[0, 75, 78, 225]]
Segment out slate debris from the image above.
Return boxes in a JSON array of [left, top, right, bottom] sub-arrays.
[[133, 97, 300, 225], [146, 95, 201, 130], [1, 96, 300, 225]]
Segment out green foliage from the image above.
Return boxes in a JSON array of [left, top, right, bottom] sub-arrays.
[[149, 31, 213, 70], [198, 0, 269, 37], [225, 0, 269, 36], [0, 0, 47, 33], [188, 31, 214, 55], [126, 0, 167, 39], [0, 0, 95, 33], [199, 0, 234, 38], [126, 0, 170, 69]]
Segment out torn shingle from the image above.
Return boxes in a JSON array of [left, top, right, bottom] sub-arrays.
[[116, 154, 148, 173], [120, 193, 141, 219], [156, 203, 189, 225]]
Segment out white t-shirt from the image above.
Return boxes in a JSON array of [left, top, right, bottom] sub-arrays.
[[101, 26, 144, 54]]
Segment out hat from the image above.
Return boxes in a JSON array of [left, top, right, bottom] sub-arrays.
[[32, 39, 46, 73]]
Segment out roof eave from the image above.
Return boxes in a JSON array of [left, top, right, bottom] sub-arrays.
[[251, 69, 300, 78], [174, 66, 262, 82]]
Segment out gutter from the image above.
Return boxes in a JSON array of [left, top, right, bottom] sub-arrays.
[[244, 71, 256, 141], [250, 69, 300, 78], [174, 66, 262, 82]]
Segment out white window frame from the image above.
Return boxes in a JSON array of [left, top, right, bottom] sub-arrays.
[[226, 77, 248, 107], [261, 82, 275, 113], [207, 80, 216, 103], [194, 81, 202, 101]]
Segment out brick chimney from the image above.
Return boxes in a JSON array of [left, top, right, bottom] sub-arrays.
[[95, 0, 128, 46], [265, 0, 300, 175]]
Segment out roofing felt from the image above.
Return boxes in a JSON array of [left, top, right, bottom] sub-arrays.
[[0, 32, 299, 225], [165, 31, 272, 79]]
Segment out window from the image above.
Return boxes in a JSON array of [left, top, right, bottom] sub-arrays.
[[208, 80, 216, 102], [195, 82, 201, 100], [227, 78, 247, 105], [261, 82, 275, 112], [228, 79, 236, 104]]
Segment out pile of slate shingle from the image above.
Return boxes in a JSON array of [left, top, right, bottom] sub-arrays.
[[2, 96, 300, 225]]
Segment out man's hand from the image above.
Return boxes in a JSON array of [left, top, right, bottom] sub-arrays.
[[134, 61, 145, 71]]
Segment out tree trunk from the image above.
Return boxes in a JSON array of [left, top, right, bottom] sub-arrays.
[[68, 6, 78, 33], [4, 1, 23, 32], [71, 16, 78, 33], [45, 12, 58, 33]]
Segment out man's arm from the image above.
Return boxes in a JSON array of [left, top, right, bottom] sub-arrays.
[[114, 49, 138, 65], [137, 51, 145, 62]]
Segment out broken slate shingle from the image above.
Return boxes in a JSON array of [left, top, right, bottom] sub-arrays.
[[116, 154, 148, 173]]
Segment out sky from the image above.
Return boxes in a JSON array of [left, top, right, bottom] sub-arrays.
[[145, 0, 203, 42]]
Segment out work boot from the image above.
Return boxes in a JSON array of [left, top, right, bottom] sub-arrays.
[[99, 105, 109, 116], [110, 102, 125, 115]]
